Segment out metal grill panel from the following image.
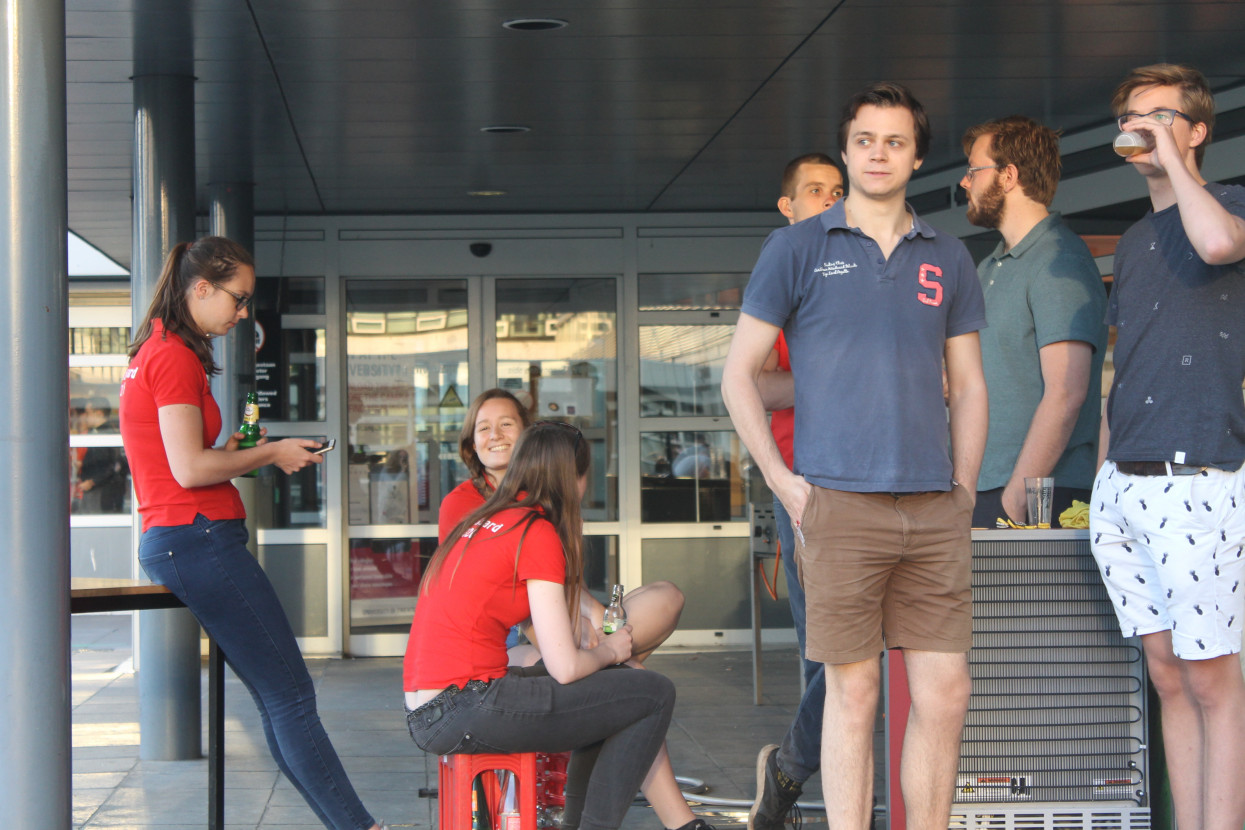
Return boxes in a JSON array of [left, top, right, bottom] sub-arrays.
[[959, 535, 1148, 812]]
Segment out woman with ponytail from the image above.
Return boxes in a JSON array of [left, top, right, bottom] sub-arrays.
[[120, 236, 386, 830]]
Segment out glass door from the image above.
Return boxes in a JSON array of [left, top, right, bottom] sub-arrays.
[[344, 279, 473, 652], [343, 275, 620, 654]]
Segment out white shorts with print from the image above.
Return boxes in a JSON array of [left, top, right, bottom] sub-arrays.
[[1090, 460, 1245, 659]]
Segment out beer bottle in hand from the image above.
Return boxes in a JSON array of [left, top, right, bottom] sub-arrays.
[[602, 584, 627, 634], [237, 392, 261, 478]]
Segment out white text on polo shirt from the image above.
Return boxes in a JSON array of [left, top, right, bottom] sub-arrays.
[[814, 260, 857, 277]]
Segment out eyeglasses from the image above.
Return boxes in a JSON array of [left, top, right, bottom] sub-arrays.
[[209, 281, 251, 311], [534, 420, 583, 452], [964, 164, 1001, 181], [1116, 109, 1196, 131]]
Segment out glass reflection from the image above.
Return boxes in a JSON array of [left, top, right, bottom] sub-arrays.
[[640, 431, 752, 522], [346, 280, 469, 525], [349, 536, 436, 631], [496, 278, 618, 520], [638, 273, 750, 311], [639, 325, 734, 417]]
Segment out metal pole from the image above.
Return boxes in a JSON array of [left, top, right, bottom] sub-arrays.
[[208, 183, 261, 561], [209, 181, 256, 430], [0, 0, 71, 825], [132, 71, 203, 761], [205, 185, 257, 827]]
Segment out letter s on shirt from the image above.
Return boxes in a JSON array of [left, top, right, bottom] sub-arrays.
[[916, 263, 943, 307]]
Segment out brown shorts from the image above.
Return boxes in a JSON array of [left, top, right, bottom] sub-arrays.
[[796, 485, 974, 664]]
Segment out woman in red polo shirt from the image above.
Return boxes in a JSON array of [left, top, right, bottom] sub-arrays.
[[435, 395, 702, 830], [120, 236, 385, 830], [407, 422, 704, 830]]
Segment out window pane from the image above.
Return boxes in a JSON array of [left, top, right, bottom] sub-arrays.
[[496, 278, 618, 521], [250, 438, 329, 528], [255, 327, 326, 422], [346, 280, 469, 524], [70, 326, 130, 355], [583, 535, 617, 596], [642, 537, 753, 629], [639, 325, 733, 417], [349, 536, 434, 632], [638, 273, 750, 311], [72, 446, 130, 515], [640, 430, 752, 522], [255, 276, 325, 315], [258, 544, 328, 637], [252, 277, 327, 422], [70, 366, 125, 435]]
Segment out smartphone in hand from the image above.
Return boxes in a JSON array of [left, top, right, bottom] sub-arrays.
[[313, 438, 337, 455]]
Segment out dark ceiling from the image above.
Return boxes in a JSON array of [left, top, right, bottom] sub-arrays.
[[67, 1, 1245, 269]]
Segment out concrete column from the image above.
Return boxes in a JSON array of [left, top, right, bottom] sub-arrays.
[[0, 0, 71, 825], [132, 71, 203, 761], [209, 182, 260, 557], [209, 182, 257, 432]]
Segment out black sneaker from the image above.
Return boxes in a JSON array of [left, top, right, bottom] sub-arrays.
[[747, 744, 802, 830]]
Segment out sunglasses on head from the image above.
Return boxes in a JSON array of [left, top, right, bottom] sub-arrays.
[[533, 419, 583, 451]]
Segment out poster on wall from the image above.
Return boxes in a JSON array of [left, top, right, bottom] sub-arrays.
[[254, 313, 281, 416]]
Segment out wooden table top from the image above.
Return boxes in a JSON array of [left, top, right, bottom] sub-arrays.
[[70, 578, 183, 613]]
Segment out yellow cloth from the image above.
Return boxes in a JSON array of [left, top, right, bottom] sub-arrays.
[[1059, 499, 1090, 529]]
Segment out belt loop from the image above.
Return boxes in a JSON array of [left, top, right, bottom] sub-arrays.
[[1165, 461, 1173, 477]]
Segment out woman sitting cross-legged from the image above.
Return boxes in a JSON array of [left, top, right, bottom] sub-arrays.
[[405, 421, 712, 830]]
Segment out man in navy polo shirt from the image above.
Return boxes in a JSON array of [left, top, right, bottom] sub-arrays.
[[723, 82, 988, 830]]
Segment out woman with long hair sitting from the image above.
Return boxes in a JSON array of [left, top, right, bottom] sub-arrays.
[[442, 388, 684, 664], [406, 421, 710, 830]]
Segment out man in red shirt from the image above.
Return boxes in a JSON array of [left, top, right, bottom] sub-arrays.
[[750, 153, 844, 830]]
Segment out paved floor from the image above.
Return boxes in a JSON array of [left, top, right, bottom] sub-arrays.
[[71, 615, 824, 829]]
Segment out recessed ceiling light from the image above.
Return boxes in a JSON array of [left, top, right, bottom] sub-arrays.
[[468, 190, 507, 197], [479, 125, 531, 134], [503, 18, 568, 31]]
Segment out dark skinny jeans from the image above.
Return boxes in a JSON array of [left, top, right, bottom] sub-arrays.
[[407, 664, 675, 830], [139, 515, 376, 830]]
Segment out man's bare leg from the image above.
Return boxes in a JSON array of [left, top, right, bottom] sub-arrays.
[[1143, 631, 1245, 830], [898, 649, 971, 830], [821, 657, 881, 829]]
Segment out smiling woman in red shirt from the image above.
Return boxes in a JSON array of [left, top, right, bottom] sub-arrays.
[[120, 236, 386, 830]]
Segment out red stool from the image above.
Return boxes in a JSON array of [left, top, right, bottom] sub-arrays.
[[440, 752, 538, 830]]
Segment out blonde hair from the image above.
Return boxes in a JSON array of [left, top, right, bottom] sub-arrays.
[[1111, 64, 1215, 167]]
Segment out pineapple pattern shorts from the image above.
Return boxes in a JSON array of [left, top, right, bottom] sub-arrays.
[[1090, 460, 1245, 659]]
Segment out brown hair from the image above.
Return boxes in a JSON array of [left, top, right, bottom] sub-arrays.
[[961, 116, 1062, 207], [1111, 63, 1215, 167], [424, 421, 592, 627], [780, 153, 839, 199], [459, 388, 534, 497], [128, 236, 254, 375], [838, 82, 931, 161]]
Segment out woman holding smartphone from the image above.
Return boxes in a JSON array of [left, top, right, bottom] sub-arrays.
[[120, 236, 385, 830]]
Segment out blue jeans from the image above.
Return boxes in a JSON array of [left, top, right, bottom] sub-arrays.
[[773, 495, 824, 784], [407, 664, 675, 830], [138, 516, 375, 830]]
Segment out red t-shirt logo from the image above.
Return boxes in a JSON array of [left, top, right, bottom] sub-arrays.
[[917, 263, 943, 307]]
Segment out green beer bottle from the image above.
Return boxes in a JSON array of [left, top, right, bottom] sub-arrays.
[[237, 391, 261, 478]]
